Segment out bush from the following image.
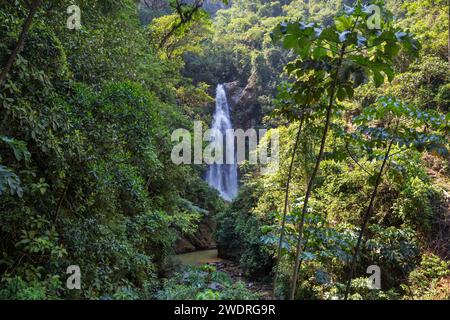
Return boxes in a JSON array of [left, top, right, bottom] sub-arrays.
[[335, 277, 400, 300], [216, 183, 273, 277], [392, 176, 438, 232], [403, 253, 450, 300], [436, 83, 450, 111], [157, 265, 260, 300], [0, 276, 62, 300]]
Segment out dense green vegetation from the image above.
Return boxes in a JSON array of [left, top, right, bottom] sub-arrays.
[[214, 0, 450, 300], [0, 0, 224, 299], [0, 0, 449, 300]]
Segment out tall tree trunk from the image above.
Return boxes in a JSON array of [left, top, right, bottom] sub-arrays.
[[272, 115, 305, 299], [344, 123, 398, 300], [0, 0, 42, 87], [289, 47, 346, 300]]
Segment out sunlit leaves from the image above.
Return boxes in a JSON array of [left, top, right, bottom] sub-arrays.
[[365, 225, 419, 271], [263, 201, 357, 263], [271, 0, 421, 115], [352, 97, 448, 156]]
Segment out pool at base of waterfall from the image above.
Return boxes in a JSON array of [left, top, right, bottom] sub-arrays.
[[176, 249, 223, 266]]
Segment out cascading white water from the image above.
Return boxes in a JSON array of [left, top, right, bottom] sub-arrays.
[[206, 84, 238, 201]]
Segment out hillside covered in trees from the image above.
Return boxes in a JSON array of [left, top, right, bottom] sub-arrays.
[[0, 0, 449, 300]]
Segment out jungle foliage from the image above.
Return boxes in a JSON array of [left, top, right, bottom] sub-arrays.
[[0, 0, 449, 301], [0, 0, 224, 299], [214, 0, 450, 300]]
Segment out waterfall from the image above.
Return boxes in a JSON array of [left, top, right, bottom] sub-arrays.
[[206, 84, 238, 201]]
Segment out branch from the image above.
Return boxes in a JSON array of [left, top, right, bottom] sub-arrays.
[[158, 0, 204, 49], [0, 0, 42, 87], [345, 141, 372, 176]]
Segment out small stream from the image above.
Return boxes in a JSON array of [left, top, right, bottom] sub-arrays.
[[176, 249, 224, 266], [175, 249, 273, 299]]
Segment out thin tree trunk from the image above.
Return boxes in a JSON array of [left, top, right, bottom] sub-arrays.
[[447, 0, 449, 63], [343, 122, 399, 300], [54, 182, 70, 224], [289, 47, 346, 300], [145, 176, 151, 192], [0, 0, 42, 87], [272, 115, 305, 299]]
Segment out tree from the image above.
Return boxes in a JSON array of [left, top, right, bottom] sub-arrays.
[[342, 96, 448, 299], [153, 0, 229, 53], [272, 111, 305, 299], [272, 0, 420, 299]]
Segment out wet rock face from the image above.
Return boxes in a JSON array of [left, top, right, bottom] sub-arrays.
[[175, 217, 217, 254], [223, 81, 244, 107], [223, 79, 261, 131], [175, 238, 196, 253]]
